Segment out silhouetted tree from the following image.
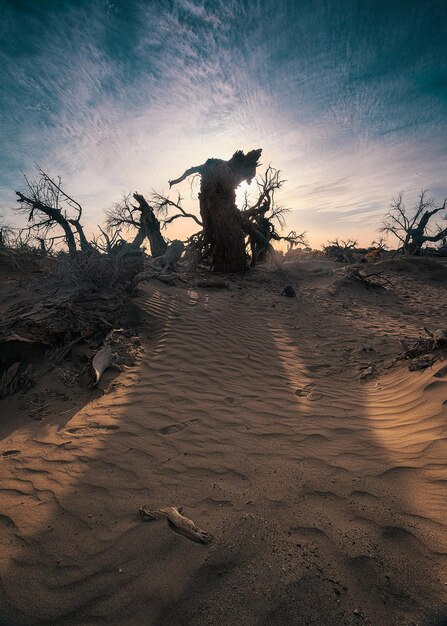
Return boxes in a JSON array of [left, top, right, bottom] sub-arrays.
[[380, 190, 447, 255], [323, 238, 358, 263], [106, 192, 167, 257], [169, 149, 262, 272], [14, 166, 93, 257], [240, 166, 307, 266]]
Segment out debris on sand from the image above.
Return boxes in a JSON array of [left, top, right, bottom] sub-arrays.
[[389, 327, 447, 370], [196, 279, 229, 289], [338, 268, 393, 291], [0, 279, 134, 396], [0, 287, 127, 351], [408, 356, 437, 371], [89, 342, 122, 388], [139, 505, 213, 545], [359, 364, 375, 380], [0, 362, 35, 399]]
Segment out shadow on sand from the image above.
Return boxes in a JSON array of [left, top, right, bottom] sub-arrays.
[[1, 264, 447, 625]]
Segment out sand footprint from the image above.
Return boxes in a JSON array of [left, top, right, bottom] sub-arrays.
[[434, 364, 447, 379], [295, 384, 323, 401], [224, 396, 237, 406], [159, 418, 200, 436], [0, 513, 17, 529]]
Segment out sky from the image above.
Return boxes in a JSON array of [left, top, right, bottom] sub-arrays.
[[1, 0, 447, 248]]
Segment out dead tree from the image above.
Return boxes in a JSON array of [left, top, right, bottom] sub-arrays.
[[380, 190, 447, 255], [14, 166, 92, 257], [106, 192, 168, 257], [323, 238, 358, 263], [240, 166, 307, 266], [92, 226, 126, 254], [169, 149, 262, 272], [151, 191, 203, 230]]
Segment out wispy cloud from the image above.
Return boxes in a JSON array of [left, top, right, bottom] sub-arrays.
[[1, 0, 446, 246]]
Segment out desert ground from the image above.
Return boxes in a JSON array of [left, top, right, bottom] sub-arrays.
[[1, 256, 447, 626]]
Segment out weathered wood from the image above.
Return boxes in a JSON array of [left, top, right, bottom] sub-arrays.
[[139, 505, 213, 544], [132, 193, 167, 257]]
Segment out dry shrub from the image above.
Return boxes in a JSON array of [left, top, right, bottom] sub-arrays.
[[50, 250, 144, 289]]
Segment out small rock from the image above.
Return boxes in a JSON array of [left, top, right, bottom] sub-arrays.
[[282, 285, 296, 298]]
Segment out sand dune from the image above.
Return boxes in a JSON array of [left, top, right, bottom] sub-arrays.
[[1, 260, 447, 625]]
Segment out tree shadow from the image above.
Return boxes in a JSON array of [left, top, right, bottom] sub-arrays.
[[1, 267, 447, 626]]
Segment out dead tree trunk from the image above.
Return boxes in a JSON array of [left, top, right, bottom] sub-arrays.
[[199, 162, 246, 272], [69, 219, 96, 254], [15, 192, 77, 257], [132, 193, 167, 257], [169, 149, 262, 272]]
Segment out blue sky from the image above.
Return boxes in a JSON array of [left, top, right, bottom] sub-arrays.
[[1, 0, 447, 246]]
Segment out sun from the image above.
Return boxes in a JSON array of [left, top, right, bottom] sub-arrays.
[[236, 179, 257, 208]]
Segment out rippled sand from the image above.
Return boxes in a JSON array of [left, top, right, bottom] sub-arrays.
[[1, 258, 447, 625]]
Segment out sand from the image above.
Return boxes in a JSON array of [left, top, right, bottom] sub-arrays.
[[1, 258, 447, 625]]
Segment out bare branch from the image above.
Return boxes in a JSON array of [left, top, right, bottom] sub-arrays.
[[380, 189, 447, 254]]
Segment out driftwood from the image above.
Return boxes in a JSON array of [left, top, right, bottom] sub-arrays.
[[89, 342, 122, 387], [88, 328, 128, 387], [0, 288, 127, 348], [0, 283, 130, 397], [132, 241, 185, 289], [359, 364, 375, 380], [154, 240, 184, 271], [139, 505, 213, 544]]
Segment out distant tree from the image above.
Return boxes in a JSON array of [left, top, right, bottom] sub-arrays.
[[323, 238, 358, 263], [380, 190, 447, 255], [14, 166, 94, 257]]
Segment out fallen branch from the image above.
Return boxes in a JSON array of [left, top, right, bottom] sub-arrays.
[[388, 327, 447, 370], [139, 505, 213, 544], [346, 268, 394, 289]]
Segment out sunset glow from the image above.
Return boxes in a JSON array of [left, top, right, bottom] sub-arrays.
[[1, 0, 446, 248]]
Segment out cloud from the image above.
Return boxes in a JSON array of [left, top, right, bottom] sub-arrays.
[[0, 0, 446, 248]]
